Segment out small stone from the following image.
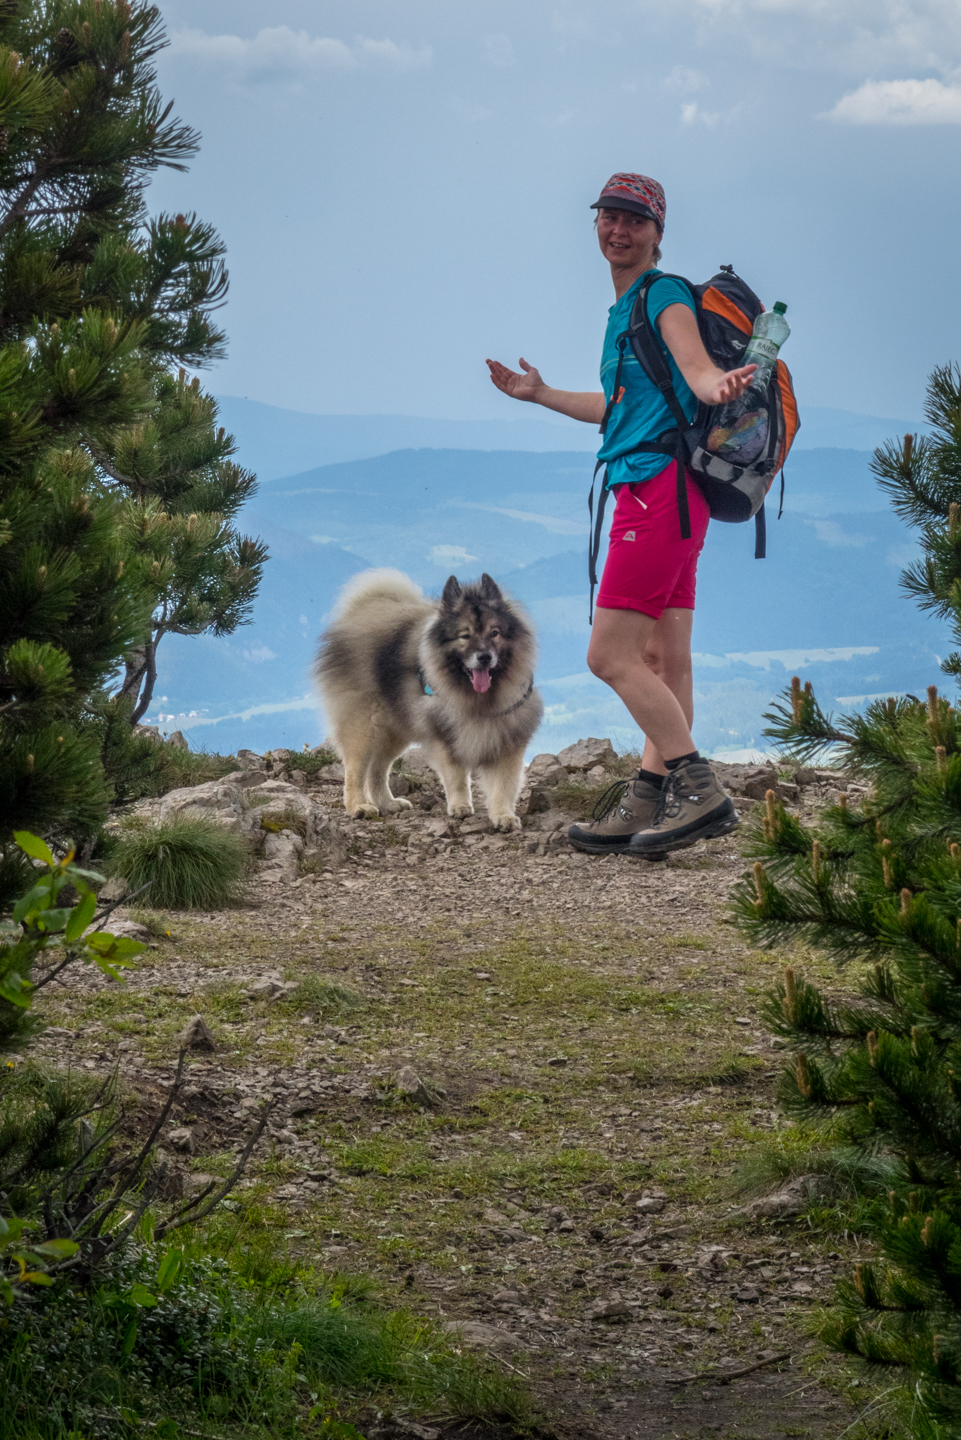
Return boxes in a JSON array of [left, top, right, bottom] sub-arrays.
[[178, 1015, 215, 1051], [491, 1288, 521, 1305], [395, 1065, 436, 1105], [249, 977, 285, 999], [105, 918, 151, 943], [168, 1127, 194, 1153], [98, 876, 129, 903], [735, 1287, 761, 1304], [546, 1055, 568, 1067], [734, 1016, 752, 1026], [635, 1197, 666, 1214], [557, 1219, 576, 1232], [590, 1300, 631, 1320], [556, 737, 617, 772]]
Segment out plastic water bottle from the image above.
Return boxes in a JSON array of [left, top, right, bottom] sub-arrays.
[[742, 302, 790, 390]]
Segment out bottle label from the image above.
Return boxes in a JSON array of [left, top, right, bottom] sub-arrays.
[[745, 337, 779, 363]]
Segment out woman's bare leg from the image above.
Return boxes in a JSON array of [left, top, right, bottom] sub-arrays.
[[586, 606, 695, 766]]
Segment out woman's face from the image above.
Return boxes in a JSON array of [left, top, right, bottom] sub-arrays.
[[596, 207, 660, 271]]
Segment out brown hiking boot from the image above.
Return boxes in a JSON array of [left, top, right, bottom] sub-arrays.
[[628, 759, 738, 857], [568, 774, 663, 854]]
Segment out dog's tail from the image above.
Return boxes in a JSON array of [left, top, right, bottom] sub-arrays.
[[329, 567, 423, 621]]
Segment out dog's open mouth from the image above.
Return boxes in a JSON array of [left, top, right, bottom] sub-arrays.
[[471, 668, 492, 693]]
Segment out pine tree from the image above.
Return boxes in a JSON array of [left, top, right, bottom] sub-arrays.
[[105, 370, 267, 724], [732, 365, 961, 1434], [0, 2, 261, 895]]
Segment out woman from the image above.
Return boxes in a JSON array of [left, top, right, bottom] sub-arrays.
[[486, 172, 756, 858]]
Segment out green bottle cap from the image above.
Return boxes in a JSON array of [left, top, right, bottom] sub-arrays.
[[773, 301, 787, 313]]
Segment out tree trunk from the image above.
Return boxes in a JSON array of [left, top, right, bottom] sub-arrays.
[[130, 635, 159, 726], [120, 646, 147, 703]]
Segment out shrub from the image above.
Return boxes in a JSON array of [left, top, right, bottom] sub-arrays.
[[108, 817, 249, 910]]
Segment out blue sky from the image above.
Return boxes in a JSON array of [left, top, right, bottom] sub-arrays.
[[150, 1, 961, 425]]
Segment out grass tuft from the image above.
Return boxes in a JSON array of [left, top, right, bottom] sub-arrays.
[[108, 816, 249, 909]]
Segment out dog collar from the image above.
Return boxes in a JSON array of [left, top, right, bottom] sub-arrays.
[[417, 669, 534, 714]]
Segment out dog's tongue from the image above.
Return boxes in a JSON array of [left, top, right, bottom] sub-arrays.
[[471, 668, 491, 694]]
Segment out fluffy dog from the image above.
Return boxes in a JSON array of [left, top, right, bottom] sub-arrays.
[[315, 569, 542, 831]]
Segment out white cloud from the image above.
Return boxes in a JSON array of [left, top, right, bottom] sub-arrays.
[[242, 644, 278, 663], [484, 32, 516, 67], [169, 27, 432, 82], [430, 544, 478, 565], [681, 101, 720, 126], [663, 65, 709, 93], [826, 77, 961, 124]]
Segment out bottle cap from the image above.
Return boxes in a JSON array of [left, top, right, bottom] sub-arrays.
[[773, 301, 787, 313]]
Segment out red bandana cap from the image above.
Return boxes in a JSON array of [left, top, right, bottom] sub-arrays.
[[590, 173, 665, 232]]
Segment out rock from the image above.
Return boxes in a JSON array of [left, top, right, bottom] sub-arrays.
[[391, 774, 410, 796], [440, 1320, 525, 1352], [426, 819, 452, 839], [586, 764, 607, 781], [269, 748, 291, 763], [635, 1196, 666, 1214], [735, 1287, 761, 1303], [588, 1300, 632, 1320], [168, 1127, 194, 1153], [246, 781, 348, 865], [458, 814, 490, 834], [743, 1173, 839, 1219], [248, 978, 286, 1000], [106, 918, 151, 943], [165, 730, 189, 751], [289, 769, 307, 789], [492, 1288, 521, 1305], [777, 781, 800, 803], [133, 724, 162, 743], [395, 1065, 436, 1105], [525, 753, 568, 787], [546, 1055, 568, 1067], [178, 1015, 216, 1051], [793, 766, 819, 787], [517, 785, 552, 817], [183, 1171, 217, 1195], [742, 767, 779, 801], [735, 1016, 752, 1027], [220, 769, 269, 788], [237, 748, 263, 766], [98, 877, 129, 903], [158, 780, 257, 835], [557, 738, 617, 772], [260, 829, 304, 884]]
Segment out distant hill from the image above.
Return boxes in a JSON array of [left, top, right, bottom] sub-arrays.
[[146, 443, 951, 759], [215, 394, 927, 482]]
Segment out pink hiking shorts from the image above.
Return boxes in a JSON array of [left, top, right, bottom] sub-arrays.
[[595, 461, 710, 620]]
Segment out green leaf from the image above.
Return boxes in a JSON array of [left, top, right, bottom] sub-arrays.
[[156, 1247, 184, 1292], [37, 907, 71, 934], [121, 1317, 138, 1355], [12, 881, 51, 924], [0, 971, 31, 1008], [129, 1283, 158, 1307], [14, 831, 54, 866], [21, 1271, 54, 1286], [84, 932, 144, 960], [155, 1420, 180, 1439], [64, 889, 96, 942], [69, 866, 106, 884], [0, 1277, 13, 1305], [33, 1238, 79, 1259]]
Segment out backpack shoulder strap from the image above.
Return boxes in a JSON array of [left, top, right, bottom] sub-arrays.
[[627, 273, 696, 436]]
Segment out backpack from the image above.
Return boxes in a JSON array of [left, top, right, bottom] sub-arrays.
[[588, 265, 800, 618]]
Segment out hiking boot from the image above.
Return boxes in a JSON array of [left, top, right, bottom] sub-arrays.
[[568, 774, 663, 855], [628, 759, 738, 858]]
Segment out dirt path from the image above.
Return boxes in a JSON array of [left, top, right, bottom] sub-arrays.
[[26, 775, 878, 1440]]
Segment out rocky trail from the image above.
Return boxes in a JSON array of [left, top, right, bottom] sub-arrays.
[[23, 742, 882, 1440]]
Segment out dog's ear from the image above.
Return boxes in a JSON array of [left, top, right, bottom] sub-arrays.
[[479, 573, 502, 602], [441, 575, 462, 609]]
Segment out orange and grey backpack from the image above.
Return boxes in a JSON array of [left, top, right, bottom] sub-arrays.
[[588, 265, 800, 616]]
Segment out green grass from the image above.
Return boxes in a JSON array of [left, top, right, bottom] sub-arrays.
[[284, 749, 339, 776], [107, 815, 250, 909]]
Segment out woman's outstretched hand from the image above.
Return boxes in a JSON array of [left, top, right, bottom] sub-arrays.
[[703, 364, 759, 407], [486, 356, 544, 402]]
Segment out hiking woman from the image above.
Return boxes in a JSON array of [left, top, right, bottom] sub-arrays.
[[486, 172, 756, 858]]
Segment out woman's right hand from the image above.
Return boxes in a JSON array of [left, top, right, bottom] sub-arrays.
[[486, 356, 544, 402]]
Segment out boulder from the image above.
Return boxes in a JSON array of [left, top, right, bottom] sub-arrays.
[[245, 780, 348, 866], [260, 830, 304, 883], [220, 769, 269, 788], [165, 730, 189, 752], [237, 748, 263, 766], [106, 917, 151, 943], [557, 738, 617, 772], [159, 780, 257, 835], [98, 877, 129, 904], [525, 753, 568, 788]]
